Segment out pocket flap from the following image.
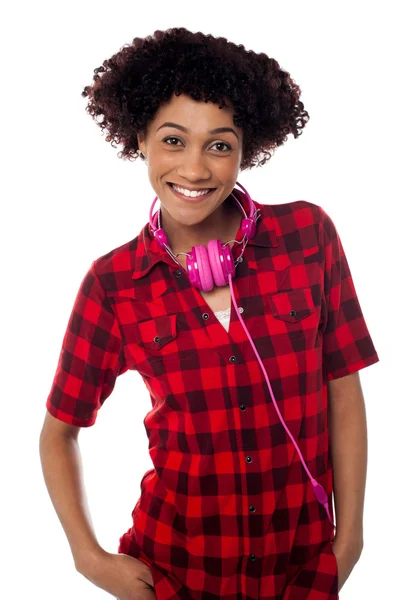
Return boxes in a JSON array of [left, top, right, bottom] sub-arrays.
[[135, 314, 177, 350], [269, 288, 315, 323]]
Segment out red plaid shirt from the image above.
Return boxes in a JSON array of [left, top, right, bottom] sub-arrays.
[[46, 194, 379, 599]]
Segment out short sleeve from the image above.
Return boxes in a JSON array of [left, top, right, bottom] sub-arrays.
[[319, 206, 380, 381], [46, 260, 128, 427]]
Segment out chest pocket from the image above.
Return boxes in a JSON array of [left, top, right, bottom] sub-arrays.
[[268, 287, 316, 323], [132, 313, 196, 371], [266, 286, 321, 353], [135, 314, 177, 350]]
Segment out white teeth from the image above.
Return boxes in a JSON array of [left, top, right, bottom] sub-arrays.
[[171, 184, 211, 197]]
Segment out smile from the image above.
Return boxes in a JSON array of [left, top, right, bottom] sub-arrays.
[[167, 182, 216, 202]]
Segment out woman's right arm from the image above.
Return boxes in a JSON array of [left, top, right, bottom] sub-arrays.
[[39, 411, 104, 571], [39, 412, 155, 599]]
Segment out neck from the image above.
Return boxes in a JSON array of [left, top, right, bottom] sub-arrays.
[[161, 194, 242, 255]]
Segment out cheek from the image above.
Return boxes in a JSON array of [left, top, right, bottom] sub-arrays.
[[151, 148, 178, 170], [213, 156, 238, 173]]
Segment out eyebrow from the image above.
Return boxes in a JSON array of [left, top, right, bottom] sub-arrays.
[[156, 121, 239, 140]]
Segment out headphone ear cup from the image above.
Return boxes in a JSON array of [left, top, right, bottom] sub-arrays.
[[207, 239, 235, 288], [188, 245, 214, 292]]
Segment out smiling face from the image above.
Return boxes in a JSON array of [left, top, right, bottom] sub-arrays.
[[137, 93, 244, 252]]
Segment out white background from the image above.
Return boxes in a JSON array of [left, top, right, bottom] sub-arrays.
[[2, 1, 395, 598]]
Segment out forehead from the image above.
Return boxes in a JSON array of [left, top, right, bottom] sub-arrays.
[[150, 93, 237, 133]]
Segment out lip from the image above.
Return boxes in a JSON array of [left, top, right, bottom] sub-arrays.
[[167, 182, 216, 202]]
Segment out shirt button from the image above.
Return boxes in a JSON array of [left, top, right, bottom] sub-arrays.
[[249, 554, 256, 561], [249, 505, 256, 512], [229, 356, 237, 363], [245, 456, 252, 463], [238, 307, 244, 314], [175, 270, 182, 278], [239, 404, 247, 411], [289, 310, 297, 317], [202, 313, 210, 320], [154, 336, 160, 343], [238, 257, 243, 263]]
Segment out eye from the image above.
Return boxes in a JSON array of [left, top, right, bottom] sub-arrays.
[[162, 137, 232, 153], [163, 136, 183, 147], [211, 142, 231, 152]]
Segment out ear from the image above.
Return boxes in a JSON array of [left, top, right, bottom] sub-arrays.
[[137, 132, 147, 157]]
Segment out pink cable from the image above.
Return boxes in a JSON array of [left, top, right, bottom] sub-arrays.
[[229, 273, 336, 531]]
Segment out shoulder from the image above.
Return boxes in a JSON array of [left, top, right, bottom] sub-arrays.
[[89, 231, 142, 293], [265, 199, 321, 223], [257, 199, 323, 240]]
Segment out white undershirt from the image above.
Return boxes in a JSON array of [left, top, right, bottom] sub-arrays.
[[213, 307, 231, 333]]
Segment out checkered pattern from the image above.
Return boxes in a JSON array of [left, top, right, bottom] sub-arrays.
[[46, 193, 379, 599]]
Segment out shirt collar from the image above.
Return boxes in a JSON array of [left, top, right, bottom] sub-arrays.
[[132, 188, 278, 281]]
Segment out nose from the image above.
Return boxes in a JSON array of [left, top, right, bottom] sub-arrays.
[[177, 149, 212, 182]]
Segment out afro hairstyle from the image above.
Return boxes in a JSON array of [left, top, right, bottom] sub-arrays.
[[81, 27, 310, 171]]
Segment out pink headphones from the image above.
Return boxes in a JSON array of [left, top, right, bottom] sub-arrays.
[[148, 181, 336, 531], [149, 181, 260, 292]]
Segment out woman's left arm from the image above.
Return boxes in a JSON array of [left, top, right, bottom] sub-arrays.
[[328, 370, 367, 592]]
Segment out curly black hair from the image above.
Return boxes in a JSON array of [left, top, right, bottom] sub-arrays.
[[81, 27, 310, 171]]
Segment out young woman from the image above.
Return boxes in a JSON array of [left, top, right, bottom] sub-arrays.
[[39, 27, 379, 600]]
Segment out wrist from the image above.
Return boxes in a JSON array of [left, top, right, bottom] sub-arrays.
[[74, 545, 107, 575], [332, 533, 363, 562]]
